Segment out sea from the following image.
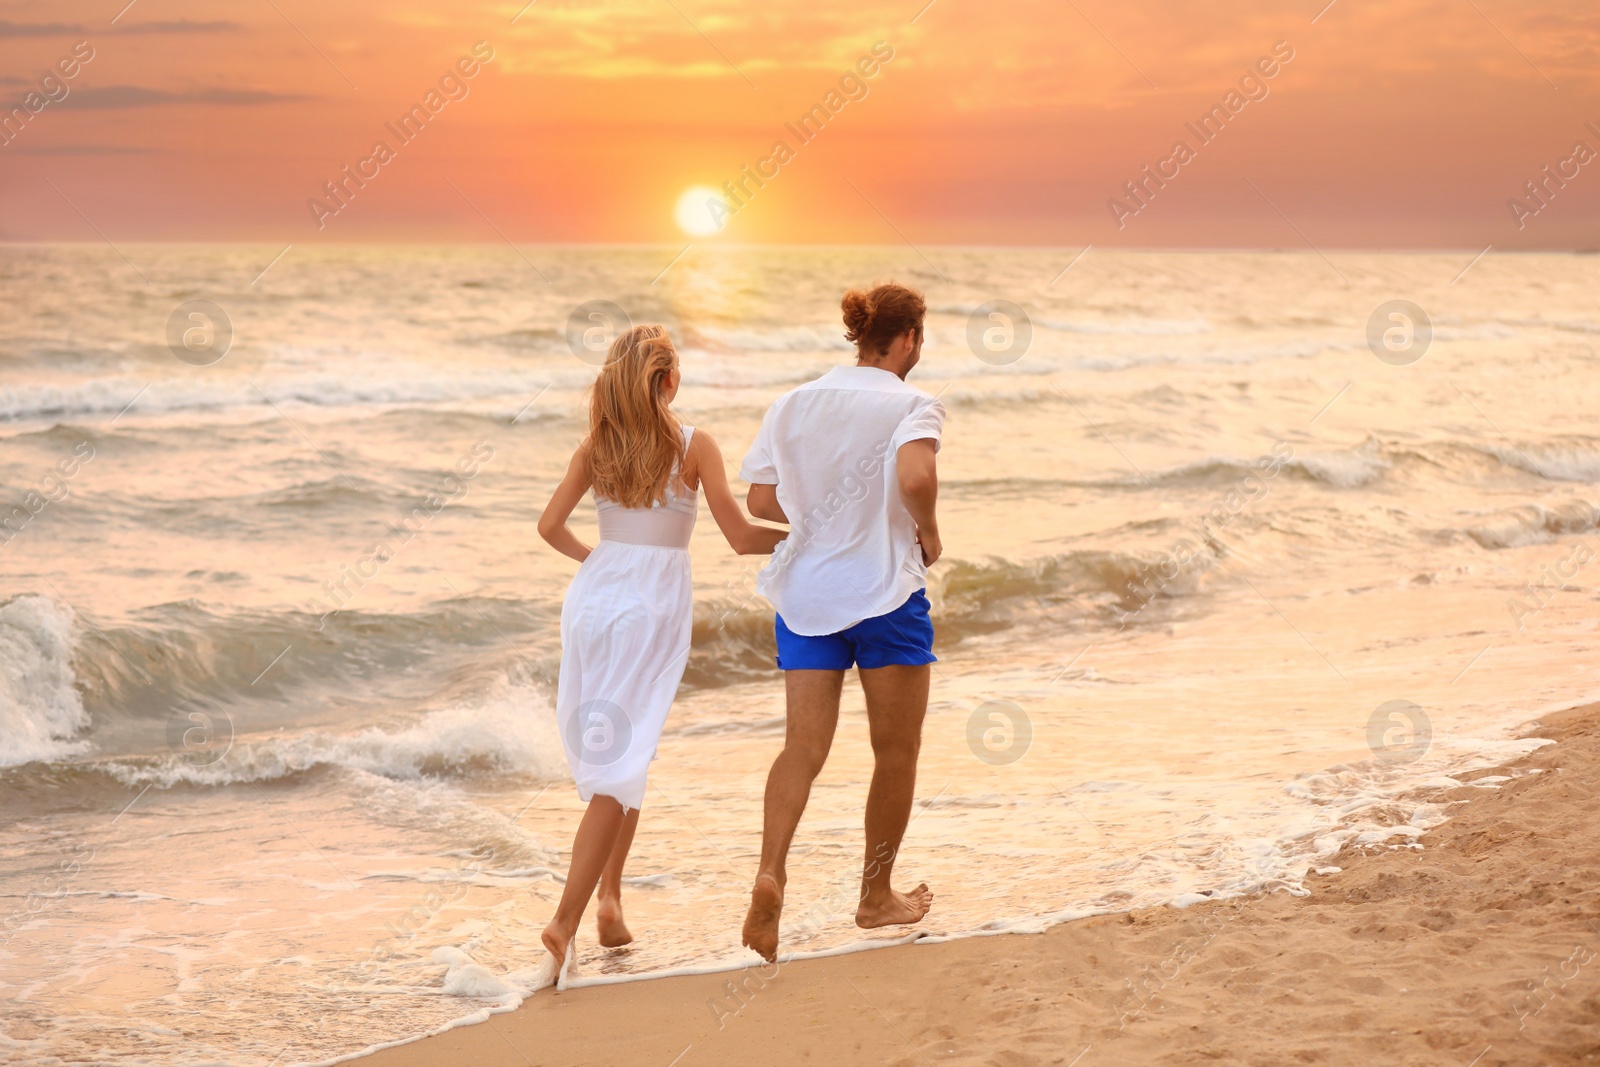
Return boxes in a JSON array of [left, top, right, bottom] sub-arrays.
[[1, 244, 1596, 1065]]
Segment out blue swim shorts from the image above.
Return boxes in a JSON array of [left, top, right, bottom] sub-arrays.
[[774, 589, 937, 671]]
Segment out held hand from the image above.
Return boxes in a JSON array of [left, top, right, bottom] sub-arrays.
[[917, 528, 942, 566]]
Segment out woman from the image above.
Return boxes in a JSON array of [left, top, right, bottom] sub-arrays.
[[537, 324, 786, 976]]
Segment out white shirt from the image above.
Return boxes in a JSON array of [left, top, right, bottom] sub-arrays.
[[740, 365, 945, 636]]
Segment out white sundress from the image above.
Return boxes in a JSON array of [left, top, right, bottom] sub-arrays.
[[555, 426, 697, 812]]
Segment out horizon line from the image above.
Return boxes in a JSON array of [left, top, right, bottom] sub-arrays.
[[2, 240, 1597, 254]]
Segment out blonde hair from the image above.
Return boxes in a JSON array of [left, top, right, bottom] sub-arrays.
[[586, 324, 684, 508]]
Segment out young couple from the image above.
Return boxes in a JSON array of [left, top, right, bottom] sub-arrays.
[[536, 282, 945, 975]]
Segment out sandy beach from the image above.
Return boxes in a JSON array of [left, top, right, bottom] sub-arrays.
[[358, 702, 1600, 1067]]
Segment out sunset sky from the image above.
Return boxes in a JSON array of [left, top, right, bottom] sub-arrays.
[[2, 0, 1598, 246]]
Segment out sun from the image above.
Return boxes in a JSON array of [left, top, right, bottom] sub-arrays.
[[674, 186, 728, 237]]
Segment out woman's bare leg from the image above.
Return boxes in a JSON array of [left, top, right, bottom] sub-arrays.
[[596, 806, 640, 947], [542, 795, 627, 964]]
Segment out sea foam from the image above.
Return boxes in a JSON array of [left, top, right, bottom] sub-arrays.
[[0, 594, 90, 768], [95, 688, 568, 789]]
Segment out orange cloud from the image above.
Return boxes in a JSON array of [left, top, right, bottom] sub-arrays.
[[0, 0, 1595, 247]]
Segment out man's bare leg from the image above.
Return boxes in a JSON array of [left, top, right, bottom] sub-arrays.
[[742, 669, 844, 962], [855, 663, 934, 929], [596, 806, 640, 947]]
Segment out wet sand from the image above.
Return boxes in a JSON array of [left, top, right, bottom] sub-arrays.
[[357, 702, 1600, 1067]]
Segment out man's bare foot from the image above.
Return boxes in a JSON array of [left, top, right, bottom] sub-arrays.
[[741, 873, 783, 962], [856, 883, 933, 929], [596, 895, 633, 948]]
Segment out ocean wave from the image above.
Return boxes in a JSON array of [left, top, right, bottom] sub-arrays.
[[255, 476, 395, 511], [1287, 438, 1392, 488], [0, 369, 583, 424], [940, 474, 1097, 496], [935, 543, 1220, 621], [1486, 317, 1600, 336], [681, 322, 854, 353], [1129, 454, 1291, 490], [0, 597, 558, 772], [1070, 338, 1347, 372], [478, 326, 565, 353], [680, 544, 1224, 689], [7, 588, 786, 779], [1458, 501, 1599, 550], [1433, 323, 1518, 342], [0, 595, 91, 769], [681, 546, 1225, 686], [928, 305, 1214, 336], [1113, 436, 1600, 493], [1120, 438, 1384, 491], [937, 440, 1384, 494], [110, 473, 466, 530], [937, 382, 1070, 407], [93, 688, 567, 789], [685, 592, 782, 688], [1472, 442, 1600, 483], [1037, 315, 1213, 336]]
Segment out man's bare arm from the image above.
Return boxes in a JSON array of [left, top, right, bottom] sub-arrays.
[[747, 482, 789, 524], [897, 438, 940, 565]]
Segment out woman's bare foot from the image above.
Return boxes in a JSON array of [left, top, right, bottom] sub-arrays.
[[741, 872, 784, 962], [541, 921, 574, 969], [595, 894, 633, 948], [856, 883, 933, 929]]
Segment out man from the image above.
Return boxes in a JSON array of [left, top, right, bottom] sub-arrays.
[[738, 282, 945, 963]]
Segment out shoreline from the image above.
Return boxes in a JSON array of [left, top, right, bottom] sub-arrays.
[[354, 702, 1600, 1067]]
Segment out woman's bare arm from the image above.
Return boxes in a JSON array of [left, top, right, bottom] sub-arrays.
[[538, 445, 594, 563], [690, 431, 787, 555]]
